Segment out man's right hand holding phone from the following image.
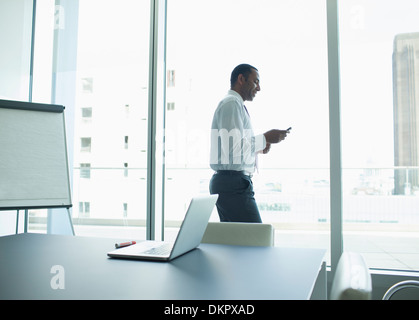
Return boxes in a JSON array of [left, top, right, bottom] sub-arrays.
[[264, 127, 291, 144]]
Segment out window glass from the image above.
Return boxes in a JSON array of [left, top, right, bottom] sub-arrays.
[[0, 0, 34, 235], [339, 0, 419, 270], [0, 0, 32, 101], [71, 0, 150, 239], [165, 0, 330, 263]]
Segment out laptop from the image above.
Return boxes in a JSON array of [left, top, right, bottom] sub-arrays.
[[107, 194, 218, 261]]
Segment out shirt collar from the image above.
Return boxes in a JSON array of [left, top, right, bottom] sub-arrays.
[[228, 89, 244, 106]]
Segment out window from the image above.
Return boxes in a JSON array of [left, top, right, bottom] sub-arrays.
[[70, 0, 151, 239], [80, 137, 91, 152], [167, 70, 176, 87], [124, 163, 128, 177], [0, 0, 32, 101], [80, 163, 91, 179], [123, 203, 128, 218], [0, 0, 34, 235], [339, 0, 419, 271], [78, 202, 90, 218], [165, 0, 330, 264], [81, 107, 92, 119], [81, 78, 93, 93], [167, 102, 175, 111]]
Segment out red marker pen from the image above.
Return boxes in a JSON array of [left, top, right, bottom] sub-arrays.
[[115, 241, 136, 248]]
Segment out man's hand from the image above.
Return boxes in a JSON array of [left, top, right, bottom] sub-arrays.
[[262, 142, 271, 154], [264, 129, 289, 144]]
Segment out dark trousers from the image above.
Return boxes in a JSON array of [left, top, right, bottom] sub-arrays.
[[209, 171, 262, 223]]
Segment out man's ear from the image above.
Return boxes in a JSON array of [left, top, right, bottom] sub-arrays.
[[237, 74, 246, 85]]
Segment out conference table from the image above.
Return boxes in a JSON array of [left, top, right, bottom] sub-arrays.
[[0, 233, 326, 300]]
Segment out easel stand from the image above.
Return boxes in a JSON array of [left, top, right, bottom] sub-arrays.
[[13, 207, 74, 235]]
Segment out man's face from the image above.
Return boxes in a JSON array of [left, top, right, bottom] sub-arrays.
[[242, 69, 261, 102]]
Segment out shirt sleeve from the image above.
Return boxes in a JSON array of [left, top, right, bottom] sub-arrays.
[[213, 99, 266, 166], [254, 133, 267, 153]]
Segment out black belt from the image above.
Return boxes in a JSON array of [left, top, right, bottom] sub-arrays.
[[216, 170, 252, 177]]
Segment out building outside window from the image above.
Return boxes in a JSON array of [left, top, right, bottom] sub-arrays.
[[339, 0, 419, 270]]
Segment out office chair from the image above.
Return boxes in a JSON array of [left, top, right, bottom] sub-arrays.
[[382, 280, 419, 300], [330, 252, 372, 300], [201, 222, 274, 247]]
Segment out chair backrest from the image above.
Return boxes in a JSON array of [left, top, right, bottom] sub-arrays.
[[382, 280, 419, 300], [201, 222, 274, 247], [330, 252, 372, 300]]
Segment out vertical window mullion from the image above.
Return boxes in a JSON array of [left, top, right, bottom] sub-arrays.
[[327, 0, 343, 278], [29, 0, 37, 102], [147, 0, 167, 240]]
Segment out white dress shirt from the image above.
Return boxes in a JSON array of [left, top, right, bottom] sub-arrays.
[[210, 90, 266, 174]]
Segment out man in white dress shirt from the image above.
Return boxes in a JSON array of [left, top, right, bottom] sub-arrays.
[[209, 64, 289, 222]]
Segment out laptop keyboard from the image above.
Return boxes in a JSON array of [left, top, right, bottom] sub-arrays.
[[143, 243, 173, 255]]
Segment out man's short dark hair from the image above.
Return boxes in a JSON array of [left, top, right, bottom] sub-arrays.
[[230, 64, 258, 88]]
